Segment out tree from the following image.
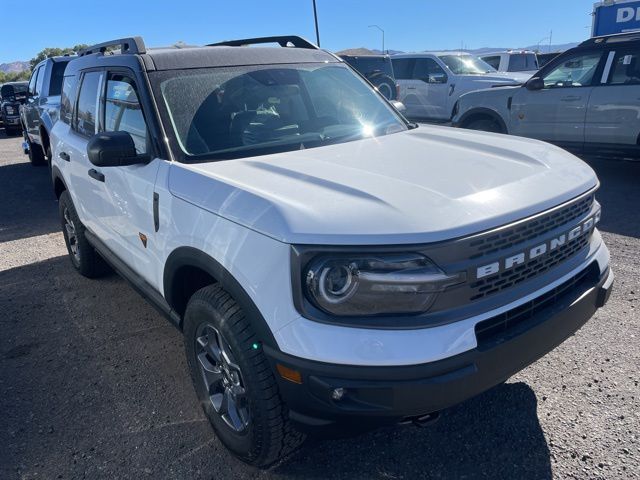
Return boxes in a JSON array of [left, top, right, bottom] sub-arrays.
[[29, 44, 88, 70], [0, 70, 30, 83]]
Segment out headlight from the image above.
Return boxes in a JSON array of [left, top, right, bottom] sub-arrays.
[[304, 253, 464, 316], [5, 106, 15, 115]]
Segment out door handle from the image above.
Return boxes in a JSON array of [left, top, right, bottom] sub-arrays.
[[407, 87, 416, 90], [59, 151, 70, 162], [560, 96, 582, 102], [88, 168, 105, 182]]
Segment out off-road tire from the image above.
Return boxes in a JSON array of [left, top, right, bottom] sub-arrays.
[[184, 284, 305, 467], [58, 191, 110, 278], [373, 75, 396, 100]]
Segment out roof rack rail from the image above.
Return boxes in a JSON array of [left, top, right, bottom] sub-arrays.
[[79, 37, 146, 56], [580, 31, 640, 46], [207, 35, 318, 50]]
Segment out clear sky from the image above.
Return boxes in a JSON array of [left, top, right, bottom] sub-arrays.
[[2, 0, 596, 64]]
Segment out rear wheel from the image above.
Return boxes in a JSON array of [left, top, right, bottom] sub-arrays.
[[58, 191, 110, 278], [464, 117, 504, 134], [373, 75, 396, 100], [184, 284, 305, 467]]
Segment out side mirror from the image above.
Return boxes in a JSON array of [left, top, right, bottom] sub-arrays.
[[87, 131, 150, 167], [427, 73, 448, 84], [391, 100, 406, 113], [525, 77, 544, 91]]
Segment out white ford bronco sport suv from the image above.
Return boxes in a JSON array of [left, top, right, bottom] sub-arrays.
[[50, 36, 613, 467]]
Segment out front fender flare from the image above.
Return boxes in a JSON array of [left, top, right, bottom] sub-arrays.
[[455, 107, 508, 133], [163, 247, 279, 348]]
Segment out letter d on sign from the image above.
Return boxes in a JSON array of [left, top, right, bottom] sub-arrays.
[[617, 7, 635, 23]]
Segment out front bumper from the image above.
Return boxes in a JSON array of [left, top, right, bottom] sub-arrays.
[[264, 263, 613, 430]]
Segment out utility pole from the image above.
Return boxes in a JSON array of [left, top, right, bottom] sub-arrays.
[[312, 0, 321, 46], [549, 30, 553, 53], [368, 25, 385, 53]]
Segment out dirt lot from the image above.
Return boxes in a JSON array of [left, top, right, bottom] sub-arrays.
[[0, 129, 638, 480]]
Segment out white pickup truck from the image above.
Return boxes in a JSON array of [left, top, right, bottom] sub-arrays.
[[391, 52, 523, 121], [50, 35, 613, 467]]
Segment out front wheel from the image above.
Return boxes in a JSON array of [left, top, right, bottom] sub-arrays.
[[184, 284, 305, 467], [27, 138, 46, 166]]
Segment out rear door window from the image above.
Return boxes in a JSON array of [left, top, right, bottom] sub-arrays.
[[391, 58, 415, 80], [74, 71, 102, 138], [607, 49, 640, 85]]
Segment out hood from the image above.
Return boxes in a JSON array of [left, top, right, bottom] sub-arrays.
[[457, 74, 523, 87], [168, 126, 597, 246], [493, 71, 536, 83]]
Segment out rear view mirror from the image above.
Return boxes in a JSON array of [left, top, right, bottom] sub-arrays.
[[525, 77, 544, 91], [87, 131, 150, 167]]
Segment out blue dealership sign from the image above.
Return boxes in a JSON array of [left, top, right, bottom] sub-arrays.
[[593, 0, 640, 36]]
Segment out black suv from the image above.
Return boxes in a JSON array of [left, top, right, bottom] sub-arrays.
[[339, 54, 397, 100], [1, 81, 28, 135]]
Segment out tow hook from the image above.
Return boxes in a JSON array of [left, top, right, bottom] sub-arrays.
[[399, 411, 441, 428]]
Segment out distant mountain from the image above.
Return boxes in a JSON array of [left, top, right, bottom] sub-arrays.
[[336, 43, 579, 56], [0, 61, 30, 73]]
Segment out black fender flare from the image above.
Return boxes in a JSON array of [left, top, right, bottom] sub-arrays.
[[163, 246, 279, 349], [456, 107, 508, 133], [51, 165, 68, 199]]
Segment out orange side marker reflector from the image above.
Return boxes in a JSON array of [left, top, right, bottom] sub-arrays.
[[276, 364, 303, 384]]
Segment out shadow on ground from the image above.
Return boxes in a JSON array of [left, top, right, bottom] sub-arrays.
[[581, 157, 640, 239], [0, 131, 57, 243], [1, 255, 552, 479]]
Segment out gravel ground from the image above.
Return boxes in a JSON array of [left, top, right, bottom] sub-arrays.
[[0, 128, 638, 480]]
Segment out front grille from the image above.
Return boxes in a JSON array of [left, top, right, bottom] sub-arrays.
[[474, 263, 600, 347], [468, 194, 594, 260], [469, 234, 591, 301]]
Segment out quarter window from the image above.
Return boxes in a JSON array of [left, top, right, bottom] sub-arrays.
[[608, 50, 640, 85], [542, 52, 602, 88], [104, 73, 149, 154], [74, 71, 102, 137]]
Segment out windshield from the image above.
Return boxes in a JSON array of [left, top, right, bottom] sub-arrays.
[[438, 55, 496, 75], [507, 53, 538, 72], [155, 63, 406, 162]]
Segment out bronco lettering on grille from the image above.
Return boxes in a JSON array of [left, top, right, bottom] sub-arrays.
[[476, 210, 600, 280]]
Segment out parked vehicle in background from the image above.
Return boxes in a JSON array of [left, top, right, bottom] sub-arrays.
[[50, 35, 613, 467], [339, 54, 397, 99], [479, 50, 539, 80], [0, 82, 28, 135], [537, 52, 561, 68], [20, 56, 73, 165], [453, 32, 640, 159], [392, 52, 522, 121]]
